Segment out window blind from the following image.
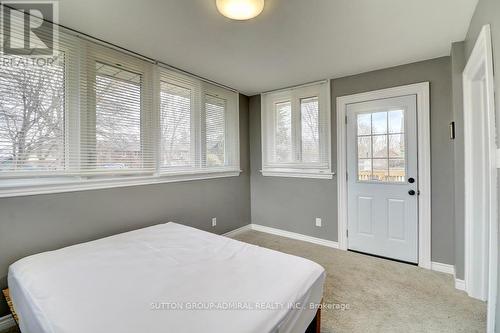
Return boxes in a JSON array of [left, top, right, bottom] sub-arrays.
[[160, 69, 239, 174], [300, 96, 320, 163], [261, 81, 331, 177], [95, 62, 143, 171], [0, 52, 65, 174], [205, 94, 226, 167], [0, 11, 240, 193], [160, 81, 195, 169], [274, 101, 292, 163]]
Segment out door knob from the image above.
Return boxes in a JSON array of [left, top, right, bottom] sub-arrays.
[[408, 177, 415, 184], [408, 190, 416, 196]]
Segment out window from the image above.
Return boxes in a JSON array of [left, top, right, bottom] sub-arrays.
[[95, 62, 143, 171], [205, 94, 226, 167], [160, 81, 194, 169], [159, 71, 239, 176], [274, 101, 292, 162], [301, 97, 320, 163], [261, 81, 332, 179], [0, 24, 240, 197], [0, 52, 65, 174], [356, 110, 406, 183]]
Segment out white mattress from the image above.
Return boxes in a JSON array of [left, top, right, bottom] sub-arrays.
[[8, 222, 325, 333]]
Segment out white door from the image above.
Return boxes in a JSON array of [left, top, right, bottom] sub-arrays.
[[346, 95, 418, 263]]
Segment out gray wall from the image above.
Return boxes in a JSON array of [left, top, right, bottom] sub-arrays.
[[250, 57, 455, 265], [451, 41, 466, 280], [249, 96, 338, 241], [0, 95, 251, 317], [463, 0, 500, 330]]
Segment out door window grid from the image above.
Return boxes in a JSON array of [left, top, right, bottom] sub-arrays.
[[357, 110, 406, 182]]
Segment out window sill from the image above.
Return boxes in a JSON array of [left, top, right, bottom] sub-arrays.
[[0, 169, 242, 198], [260, 169, 334, 179]]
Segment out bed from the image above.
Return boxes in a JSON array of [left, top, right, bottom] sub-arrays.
[[8, 222, 325, 333]]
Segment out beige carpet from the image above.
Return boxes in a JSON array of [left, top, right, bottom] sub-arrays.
[[233, 230, 486, 333], [1, 230, 486, 333]]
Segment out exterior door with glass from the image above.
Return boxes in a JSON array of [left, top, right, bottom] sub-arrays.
[[346, 95, 418, 263]]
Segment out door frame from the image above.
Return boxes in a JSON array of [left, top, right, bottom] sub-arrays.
[[336, 82, 431, 269], [463, 24, 497, 332]]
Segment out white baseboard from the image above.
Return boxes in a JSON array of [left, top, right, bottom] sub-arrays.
[[250, 224, 339, 249], [223, 223, 339, 249], [431, 262, 455, 275], [455, 279, 466, 291], [222, 224, 252, 238], [0, 314, 16, 331]]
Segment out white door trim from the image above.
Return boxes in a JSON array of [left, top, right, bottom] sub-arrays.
[[336, 82, 431, 269], [463, 24, 497, 333]]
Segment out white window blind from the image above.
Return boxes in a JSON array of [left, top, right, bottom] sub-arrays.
[[95, 62, 143, 171], [0, 52, 65, 175], [160, 81, 195, 169], [261, 81, 332, 179], [0, 15, 240, 197], [205, 94, 226, 167], [275, 101, 292, 163], [301, 96, 320, 163]]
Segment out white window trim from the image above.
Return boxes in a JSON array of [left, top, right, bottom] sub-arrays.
[[0, 169, 242, 198], [260, 80, 333, 179]]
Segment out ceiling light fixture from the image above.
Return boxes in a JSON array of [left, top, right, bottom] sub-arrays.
[[216, 0, 264, 20]]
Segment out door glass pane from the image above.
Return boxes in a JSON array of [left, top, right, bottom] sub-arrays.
[[389, 134, 405, 158], [372, 112, 387, 134], [275, 101, 292, 162], [389, 110, 404, 133], [372, 159, 389, 181], [357, 113, 371, 135], [358, 159, 372, 181], [301, 97, 319, 163], [372, 135, 388, 158], [356, 109, 406, 183], [389, 159, 405, 182], [358, 137, 372, 158]]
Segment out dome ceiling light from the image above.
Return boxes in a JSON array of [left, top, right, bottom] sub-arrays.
[[216, 0, 265, 20]]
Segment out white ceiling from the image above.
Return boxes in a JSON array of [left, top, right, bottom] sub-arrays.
[[57, 0, 478, 95]]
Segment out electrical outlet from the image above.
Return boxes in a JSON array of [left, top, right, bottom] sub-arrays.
[[315, 218, 322, 227], [212, 218, 217, 227]]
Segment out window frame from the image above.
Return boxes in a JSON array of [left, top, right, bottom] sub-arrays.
[[158, 78, 199, 172], [261, 81, 333, 179], [0, 42, 74, 179], [157, 69, 240, 176], [202, 82, 240, 171], [85, 44, 155, 177]]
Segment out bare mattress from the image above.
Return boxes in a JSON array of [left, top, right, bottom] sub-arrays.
[[8, 222, 325, 333]]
